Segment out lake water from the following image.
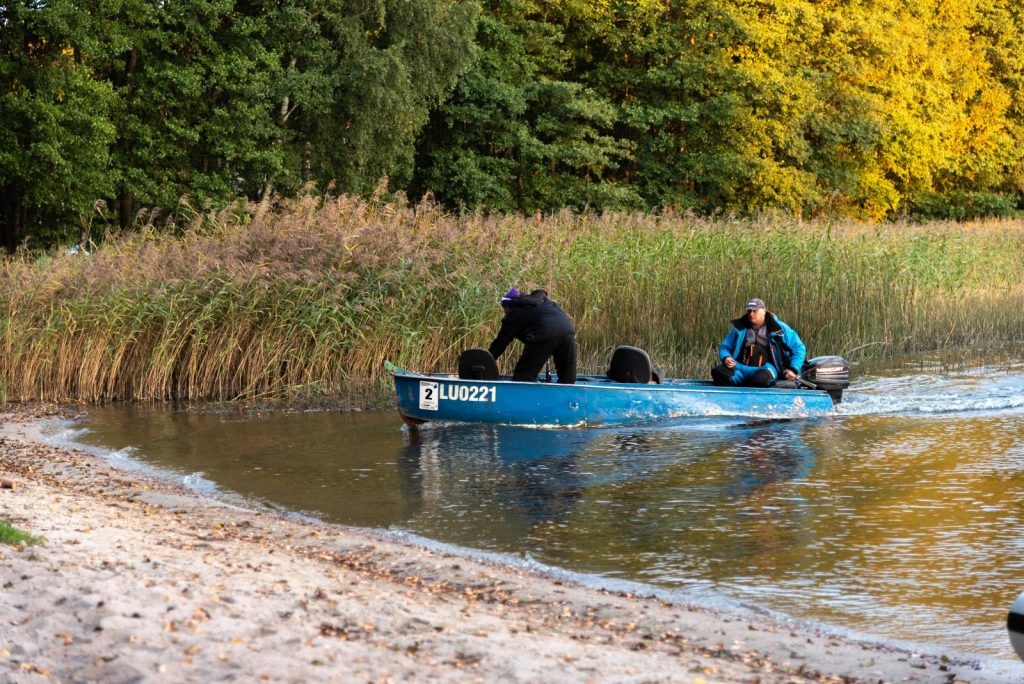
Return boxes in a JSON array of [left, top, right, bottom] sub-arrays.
[[42, 363, 1024, 670]]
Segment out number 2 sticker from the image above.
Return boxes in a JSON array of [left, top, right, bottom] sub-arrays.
[[419, 381, 439, 410]]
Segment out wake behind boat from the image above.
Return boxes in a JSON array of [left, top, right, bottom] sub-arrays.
[[387, 346, 850, 428]]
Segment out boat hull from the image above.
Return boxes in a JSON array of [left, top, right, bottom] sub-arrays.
[[388, 365, 836, 428]]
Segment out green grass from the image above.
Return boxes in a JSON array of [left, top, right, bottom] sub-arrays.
[[0, 521, 44, 547], [1, 193, 1022, 406]]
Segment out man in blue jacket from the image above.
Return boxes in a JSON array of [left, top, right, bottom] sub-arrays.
[[489, 288, 577, 384], [711, 298, 806, 387]]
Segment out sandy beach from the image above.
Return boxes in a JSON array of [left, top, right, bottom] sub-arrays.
[[1, 403, 1020, 684]]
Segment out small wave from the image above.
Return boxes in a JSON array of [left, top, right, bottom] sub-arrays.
[[836, 366, 1024, 417], [180, 471, 222, 497]]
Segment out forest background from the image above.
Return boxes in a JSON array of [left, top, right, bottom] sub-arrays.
[[2, 0, 1024, 405], [5, 0, 1024, 249]]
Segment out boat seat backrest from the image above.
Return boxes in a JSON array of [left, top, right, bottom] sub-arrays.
[[458, 348, 500, 380], [607, 345, 658, 384]]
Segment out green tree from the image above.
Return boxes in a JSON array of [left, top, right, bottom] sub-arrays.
[[0, 0, 117, 250], [94, 0, 285, 226], [105, 0, 478, 223], [294, 0, 480, 196], [411, 0, 638, 213], [2, 0, 479, 244]]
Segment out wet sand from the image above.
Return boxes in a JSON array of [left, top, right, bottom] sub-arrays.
[[1, 403, 1020, 683]]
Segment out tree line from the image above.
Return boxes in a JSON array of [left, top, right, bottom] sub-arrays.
[[3, 0, 1024, 252]]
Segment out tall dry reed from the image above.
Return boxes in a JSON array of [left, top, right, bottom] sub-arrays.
[[1, 194, 1022, 405]]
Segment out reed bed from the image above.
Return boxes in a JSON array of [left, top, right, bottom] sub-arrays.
[[1, 194, 1022, 406]]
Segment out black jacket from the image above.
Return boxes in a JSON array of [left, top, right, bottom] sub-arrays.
[[488, 290, 575, 360]]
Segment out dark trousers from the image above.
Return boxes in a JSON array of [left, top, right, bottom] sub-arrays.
[[711, 363, 774, 387], [513, 333, 577, 384]]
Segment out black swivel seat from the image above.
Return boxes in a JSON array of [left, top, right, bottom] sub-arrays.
[[606, 346, 661, 383], [458, 348, 500, 380]]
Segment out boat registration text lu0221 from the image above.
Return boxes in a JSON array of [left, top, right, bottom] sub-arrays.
[[418, 381, 497, 410]]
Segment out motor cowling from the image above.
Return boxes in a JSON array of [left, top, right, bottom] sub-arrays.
[[800, 355, 851, 404]]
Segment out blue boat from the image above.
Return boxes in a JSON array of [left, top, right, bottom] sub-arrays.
[[387, 347, 850, 428]]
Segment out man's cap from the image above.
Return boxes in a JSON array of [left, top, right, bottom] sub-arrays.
[[745, 298, 766, 311], [501, 288, 520, 304]]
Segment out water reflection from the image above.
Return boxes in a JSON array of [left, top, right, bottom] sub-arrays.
[[389, 417, 827, 589], [727, 420, 816, 496], [722, 421, 817, 565], [554, 419, 823, 588], [395, 425, 595, 547]]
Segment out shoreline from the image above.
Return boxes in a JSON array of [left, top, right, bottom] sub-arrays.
[[1, 403, 1021, 683]]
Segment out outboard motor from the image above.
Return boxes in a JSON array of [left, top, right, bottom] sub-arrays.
[[800, 355, 851, 404]]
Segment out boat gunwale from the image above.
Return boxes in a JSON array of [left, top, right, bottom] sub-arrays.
[[389, 366, 831, 399]]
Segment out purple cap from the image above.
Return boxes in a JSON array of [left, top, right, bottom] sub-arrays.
[[501, 288, 520, 305], [745, 298, 766, 311]]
